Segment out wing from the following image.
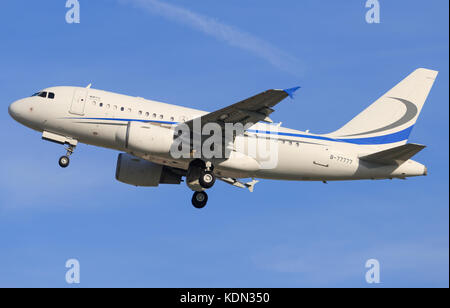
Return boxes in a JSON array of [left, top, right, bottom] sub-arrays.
[[184, 87, 300, 131]]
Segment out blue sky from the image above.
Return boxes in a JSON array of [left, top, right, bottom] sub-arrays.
[[0, 0, 448, 287]]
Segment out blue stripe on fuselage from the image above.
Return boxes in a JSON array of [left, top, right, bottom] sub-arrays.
[[65, 117, 413, 145], [247, 125, 414, 145], [67, 117, 178, 125]]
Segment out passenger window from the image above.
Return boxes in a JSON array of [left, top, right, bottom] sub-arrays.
[[145, 112, 149, 117], [138, 111, 142, 115], [159, 115, 163, 119], [120, 107, 124, 111], [48, 92, 55, 99], [99, 103, 103, 107], [113, 105, 117, 110], [170, 116, 174, 121], [152, 113, 157, 118], [38, 92, 47, 98], [106, 104, 110, 109], [128, 108, 131, 112]]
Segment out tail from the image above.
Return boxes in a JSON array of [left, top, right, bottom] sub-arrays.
[[329, 68, 438, 147]]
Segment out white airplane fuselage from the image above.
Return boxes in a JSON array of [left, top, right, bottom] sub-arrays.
[[8, 85, 427, 182]]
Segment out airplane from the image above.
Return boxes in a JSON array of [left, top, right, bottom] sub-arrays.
[[8, 68, 437, 208]]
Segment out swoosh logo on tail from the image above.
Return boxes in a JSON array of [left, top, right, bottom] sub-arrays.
[[341, 97, 417, 137]]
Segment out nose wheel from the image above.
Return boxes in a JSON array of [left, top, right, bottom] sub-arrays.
[[192, 191, 208, 209], [58, 144, 75, 168], [58, 155, 70, 168]]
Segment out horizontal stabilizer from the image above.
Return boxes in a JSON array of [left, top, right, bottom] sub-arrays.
[[359, 143, 426, 165]]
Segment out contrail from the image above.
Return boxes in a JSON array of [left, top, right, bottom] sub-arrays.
[[121, 0, 304, 76]]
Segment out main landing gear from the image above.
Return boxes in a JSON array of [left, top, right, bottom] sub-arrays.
[[58, 144, 75, 168], [187, 160, 216, 209], [192, 191, 208, 209], [199, 170, 215, 188]]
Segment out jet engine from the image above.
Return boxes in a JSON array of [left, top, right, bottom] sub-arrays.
[[115, 153, 181, 187], [115, 122, 174, 155]]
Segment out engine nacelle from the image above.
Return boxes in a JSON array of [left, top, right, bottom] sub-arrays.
[[115, 122, 174, 155], [115, 153, 181, 187]]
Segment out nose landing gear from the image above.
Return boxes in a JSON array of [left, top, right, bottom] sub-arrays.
[[41, 131, 78, 169], [58, 155, 70, 168], [58, 144, 75, 168]]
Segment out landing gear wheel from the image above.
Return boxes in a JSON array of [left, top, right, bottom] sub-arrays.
[[58, 155, 70, 168], [192, 191, 208, 209], [199, 171, 216, 189]]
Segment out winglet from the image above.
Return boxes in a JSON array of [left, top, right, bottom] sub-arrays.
[[283, 86, 301, 99]]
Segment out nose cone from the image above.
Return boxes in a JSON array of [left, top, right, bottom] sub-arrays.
[[8, 99, 28, 123], [8, 100, 20, 121], [8, 98, 42, 131]]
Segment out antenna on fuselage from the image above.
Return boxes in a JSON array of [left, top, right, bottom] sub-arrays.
[[86, 83, 92, 89]]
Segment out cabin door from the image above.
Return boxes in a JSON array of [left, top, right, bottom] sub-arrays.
[[70, 89, 87, 115]]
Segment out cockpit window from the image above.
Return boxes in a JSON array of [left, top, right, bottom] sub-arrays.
[[31, 91, 55, 99]]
